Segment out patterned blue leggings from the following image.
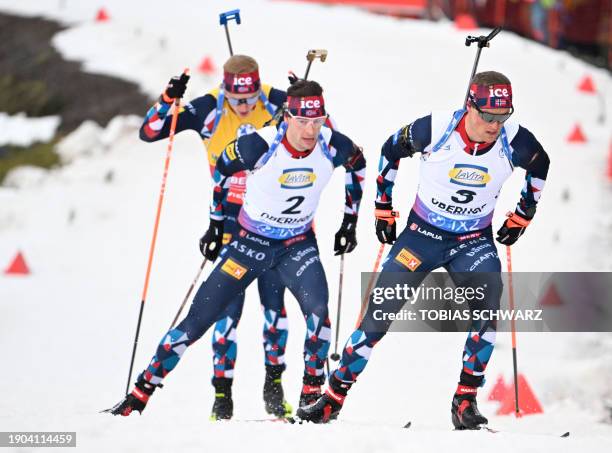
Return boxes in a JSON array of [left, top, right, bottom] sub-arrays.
[[333, 212, 502, 388], [141, 228, 331, 386], [210, 266, 289, 379]]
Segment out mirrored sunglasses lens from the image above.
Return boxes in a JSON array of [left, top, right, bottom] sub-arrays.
[[227, 95, 258, 106], [481, 112, 511, 123]]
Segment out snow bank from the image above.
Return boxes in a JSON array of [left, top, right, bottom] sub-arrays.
[[0, 112, 60, 146]]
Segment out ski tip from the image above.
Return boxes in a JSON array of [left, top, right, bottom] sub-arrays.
[[561, 431, 570, 438], [403, 421, 412, 429]]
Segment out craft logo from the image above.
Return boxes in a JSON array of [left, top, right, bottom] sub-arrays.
[[221, 258, 247, 280], [448, 164, 491, 188], [394, 248, 422, 271], [279, 168, 316, 189]]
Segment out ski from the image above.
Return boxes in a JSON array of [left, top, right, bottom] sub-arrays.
[[480, 426, 570, 438], [406, 421, 569, 438], [230, 417, 296, 424]]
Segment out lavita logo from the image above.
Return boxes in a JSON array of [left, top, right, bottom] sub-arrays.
[[279, 168, 317, 189], [448, 164, 491, 188]]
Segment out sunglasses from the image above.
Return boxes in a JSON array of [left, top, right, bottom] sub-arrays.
[[286, 110, 328, 127], [227, 93, 259, 106], [470, 100, 514, 123]]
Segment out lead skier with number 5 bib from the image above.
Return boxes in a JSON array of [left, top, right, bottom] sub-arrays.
[[297, 71, 550, 429], [108, 79, 366, 417]]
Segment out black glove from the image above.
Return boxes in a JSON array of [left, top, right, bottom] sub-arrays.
[[199, 219, 224, 260], [496, 211, 531, 246], [163, 73, 190, 101], [375, 203, 399, 244], [334, 214, 358, 255]]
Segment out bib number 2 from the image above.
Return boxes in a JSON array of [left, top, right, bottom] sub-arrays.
[[282, 196, 305, 214]]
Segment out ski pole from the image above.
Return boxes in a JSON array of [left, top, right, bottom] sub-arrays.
[[330, 253, 346, 361], [463, 27, 502, 106], [506, 245, 521, 417], [304, 49, 328, 80], [169, 258, 208, 329], [219, 9, 241, 56], [124, 68, 189, 395], [354, 243, 386, 329]]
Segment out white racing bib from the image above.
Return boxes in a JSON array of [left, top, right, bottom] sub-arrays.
[[412, 110, 518, 233], [239, 125, 334, 239]]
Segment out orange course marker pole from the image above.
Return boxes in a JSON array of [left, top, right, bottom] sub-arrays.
[[124, 68, 189, 395]]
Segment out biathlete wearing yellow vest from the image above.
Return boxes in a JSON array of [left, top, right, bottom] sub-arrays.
[[139, 55, 324, 419], [109, 79, 365, 420]]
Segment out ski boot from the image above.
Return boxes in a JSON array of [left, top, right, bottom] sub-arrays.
[[298, 374, 326, 408], [297, 376, 351, 423], [451, 385, 488, 430], [210, 377, 233, 421], [105, 376, 159, 416], [263, 364, 293, 418]]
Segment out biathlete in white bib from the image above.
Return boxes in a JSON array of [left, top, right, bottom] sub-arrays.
[[298, 71, 550, 429], [139, 55, 296, 420], [109, 80, 367, 417]]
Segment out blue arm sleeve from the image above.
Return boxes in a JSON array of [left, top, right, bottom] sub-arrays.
[[268, 87, 287, 110], [330, 130, 366, 216], [510, 126, 550, 218], [376, 114, 431, 205], [210, 132, 270, 220], [139, 94, 216, 142]]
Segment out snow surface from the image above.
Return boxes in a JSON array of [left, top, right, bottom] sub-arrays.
[[0, 113, 60, 147], [0, 1, 611, 452]]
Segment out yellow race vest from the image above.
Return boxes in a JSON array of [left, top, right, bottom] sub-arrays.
[[204, 83, 277, 176]]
